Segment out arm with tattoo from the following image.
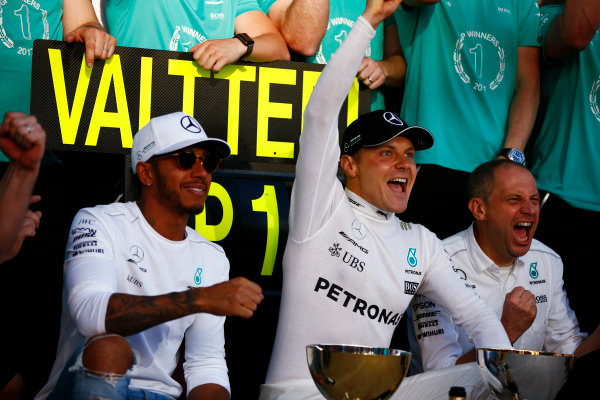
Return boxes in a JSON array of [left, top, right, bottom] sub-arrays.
[[105, 277, 263, 336]]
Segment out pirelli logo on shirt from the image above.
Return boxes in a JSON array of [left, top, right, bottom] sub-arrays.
[[417, 320, 439, 329], [412, 294, 445, 340], [70, 219, 104, 258]]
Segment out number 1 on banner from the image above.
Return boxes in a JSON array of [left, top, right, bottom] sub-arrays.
[[252, 185, 279, 276]]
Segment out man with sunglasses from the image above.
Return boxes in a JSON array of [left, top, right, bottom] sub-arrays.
[[37, 112, 263, 400]]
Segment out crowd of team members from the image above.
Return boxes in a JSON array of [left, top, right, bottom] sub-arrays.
[[0, 0, 599, 398]]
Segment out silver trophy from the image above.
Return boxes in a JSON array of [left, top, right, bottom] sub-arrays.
[[306, 344, 411, 400], [477, 348, 574, 400]]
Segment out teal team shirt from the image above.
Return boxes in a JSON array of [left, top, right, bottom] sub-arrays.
[[257, 0, 386, 110], [396, 0, 539, 172], [530, 5, 600, 212], [0, 0, 63, 162], [105, 0, 261, 51]]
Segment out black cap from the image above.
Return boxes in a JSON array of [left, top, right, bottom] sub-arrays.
[[340, 110, 434, 156]]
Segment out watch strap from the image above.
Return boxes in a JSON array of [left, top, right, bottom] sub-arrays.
[[234, 33, 254, 58]]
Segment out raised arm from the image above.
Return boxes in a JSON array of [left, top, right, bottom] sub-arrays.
[[543, 0, 600, 61], [502, 46, 540, 152], [62, 0, 117, 67], [289, 0, 401, 241], [302, 0, 404, 114], [0, 113, 44, 263], [265, 0, 329, 56]]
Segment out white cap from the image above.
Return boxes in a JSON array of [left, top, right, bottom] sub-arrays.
[[131, 112, 231, 173]]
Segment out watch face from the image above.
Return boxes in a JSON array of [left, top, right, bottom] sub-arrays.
[[236, 33, 254, 45], [508, 149, 525, 164]]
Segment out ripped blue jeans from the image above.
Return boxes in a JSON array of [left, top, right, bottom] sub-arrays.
[[46, 335, 172, 400]]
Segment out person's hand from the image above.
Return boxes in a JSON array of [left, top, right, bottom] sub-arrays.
[[363, 0, 403, 29], [357, 57, 386, 89], [65, 26, 116, 68], [0, 196, 42, 264], [500, 286, 537, 343], [189, 39, 247, 73], [0, 112, 45, 170], [194, 277, 264, 318]]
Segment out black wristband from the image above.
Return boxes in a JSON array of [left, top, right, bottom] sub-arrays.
[[234, 33, 254, 58]]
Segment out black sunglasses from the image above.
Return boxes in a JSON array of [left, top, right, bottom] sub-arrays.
[[152, 151, 221, 173]]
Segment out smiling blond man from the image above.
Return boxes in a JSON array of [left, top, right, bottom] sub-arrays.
[[260, 2, 512, 399]]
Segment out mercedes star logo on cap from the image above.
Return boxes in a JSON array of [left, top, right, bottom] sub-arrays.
[[180, 115, 202, 133], [383, 111, 404, 126]]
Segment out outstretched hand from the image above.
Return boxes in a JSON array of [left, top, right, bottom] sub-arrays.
[[195, 277, 264, 318], [501, 286, 537, 343], [0, 112, 45, 171]]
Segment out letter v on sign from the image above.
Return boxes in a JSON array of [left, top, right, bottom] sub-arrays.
[[48, 49, 91, 145]]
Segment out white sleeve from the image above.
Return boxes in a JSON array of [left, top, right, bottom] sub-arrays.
[[418, 233, 512, 351], [544, 257, 586, 354], [409, 294, 465, 371], [289, 16, 375, 242], [184, 267, 230, 394], [64, 209, 116, 337]]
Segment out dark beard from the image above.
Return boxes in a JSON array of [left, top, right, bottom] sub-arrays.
[[155, 173, 206, 216], [182, 204, 205, 215]]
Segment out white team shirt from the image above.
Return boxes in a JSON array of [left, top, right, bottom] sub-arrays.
[[37, 202, 230, 399], [409, 225, 586, 372], [261, 16, 511, 398]]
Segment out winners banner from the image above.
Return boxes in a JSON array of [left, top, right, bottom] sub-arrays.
[[31, 40, 369, 169], [30, 40, 370, 290]]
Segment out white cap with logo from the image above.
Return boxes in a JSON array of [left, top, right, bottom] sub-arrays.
[[131, 112, 231, 173]]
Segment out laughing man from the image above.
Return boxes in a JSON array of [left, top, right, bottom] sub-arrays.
[[409, 160, 590, 381], [259, 1, 512, 398]]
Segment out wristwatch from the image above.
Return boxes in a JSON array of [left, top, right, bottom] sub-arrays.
[[234, 33, 254, 58], [499, 148, 525, 165]]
